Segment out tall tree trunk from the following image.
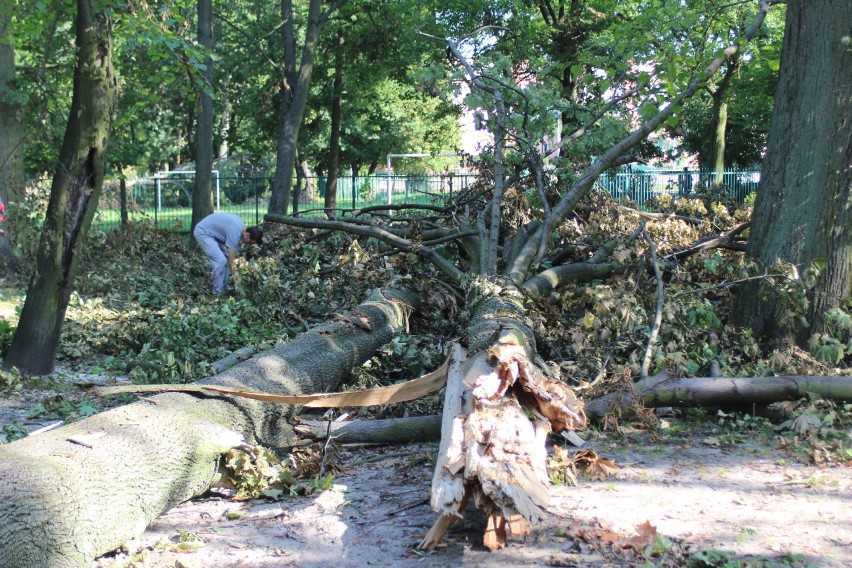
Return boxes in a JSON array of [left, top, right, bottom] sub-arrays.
[[269, 0, 323, 215], [707, 58, 738, 184], [2, 0, 116, 376], [709, 97, 728, 183], [0, 0, 24, 269], [325, 27, 344, 212], [0, 287, 419, 567], [119, 172, 128, 228], [217, 74, 231, 158], [191, 0, 214, 231], [736, 0, 852, 342]]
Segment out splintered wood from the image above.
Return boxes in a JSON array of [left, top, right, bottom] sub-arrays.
[[421, 331, 587, 551]]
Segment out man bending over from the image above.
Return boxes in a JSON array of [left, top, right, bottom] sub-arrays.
[[193, 212, 263, 295]]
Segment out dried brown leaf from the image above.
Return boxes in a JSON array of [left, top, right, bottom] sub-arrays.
[[572, 449, 620, 480]]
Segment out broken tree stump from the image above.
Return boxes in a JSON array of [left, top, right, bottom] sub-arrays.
[[421, 327, 586, 551]]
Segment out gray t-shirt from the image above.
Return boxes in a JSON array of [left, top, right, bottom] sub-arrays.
[[195, 213, 244, 252]]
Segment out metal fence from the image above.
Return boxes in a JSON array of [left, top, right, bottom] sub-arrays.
[[92, 172, 481, 232], [597, 167, 760, 208], [92, 168, 759, 232]]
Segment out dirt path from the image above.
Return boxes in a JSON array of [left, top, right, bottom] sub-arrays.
[[92, 427, 851, 568]]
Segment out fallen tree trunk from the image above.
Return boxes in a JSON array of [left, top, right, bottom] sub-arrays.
[[0, 287, 419, 568], [584, 372, 852, 420], [294, 415, 442, 444], [296, 373, 852, 445]]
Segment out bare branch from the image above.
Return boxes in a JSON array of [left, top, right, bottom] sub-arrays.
[[265, 213, 465, 283], [663, 221, 751, 262], [640, 224, 664, 379]]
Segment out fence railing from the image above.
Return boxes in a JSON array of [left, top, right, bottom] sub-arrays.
[[92, 173, 481, 232], [91, 168, 759, 232], [596, 167, 760, 207]]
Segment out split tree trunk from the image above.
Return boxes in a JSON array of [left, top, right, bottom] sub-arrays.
[[2, 0, 117, 375], [421, 292, 587, 551], [0, 288, 419, 568]]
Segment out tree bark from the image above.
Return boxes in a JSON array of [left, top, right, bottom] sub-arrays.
[[583, 372, 852, 421], [191, 0, 215, 232], [0, 287, 419, 567], [269, 0, 345, 215], [294, 414, 442, 444], [0, 0, 24, 269], [736, 0, 852, 342], [2, 0, 117, 376], [325, 27, 344, 213], [708, 58, 738, 184]]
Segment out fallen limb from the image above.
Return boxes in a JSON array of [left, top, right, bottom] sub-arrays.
[[210, 346, 257, 374], [663, 221, 751, 262], [296, 372, 852, 445], [0, 287, 419, 568], [294, 415, 442, 444], [584, 372, 852, 421], [640, 223, 664, 379]]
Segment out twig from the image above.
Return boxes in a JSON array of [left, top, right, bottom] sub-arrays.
[[318, 419, 337, 478], [671, 273, 775, 297], [641, 223, 664, 379], [28, 421, 64, 436], [385, 498, 430, 518]]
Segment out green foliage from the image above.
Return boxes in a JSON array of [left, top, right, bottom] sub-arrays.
[[218, 444, 334, 500], [26, 395, 100, 422], [687, 549, 735, 568], [0, 421, 28, 444], [807, 307, 852, 365], [0, 366, 22, 391]]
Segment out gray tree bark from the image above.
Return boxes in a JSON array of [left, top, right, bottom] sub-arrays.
[[325, 27, 344, 212], [269, 0, 347, 215], [190, 0, 215, 232], [583, 372, 852, 421], [0, 287, 419, 567], [295, 414, 442, 444], [736, 0, 852, 342]]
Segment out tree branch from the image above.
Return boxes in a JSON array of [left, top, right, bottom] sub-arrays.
[[506, 0, 780, 283], [640, 224, 664, 379], [265, 213, 465, 284]]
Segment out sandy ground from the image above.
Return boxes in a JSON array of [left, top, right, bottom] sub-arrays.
[[90, 429, 850, 568]]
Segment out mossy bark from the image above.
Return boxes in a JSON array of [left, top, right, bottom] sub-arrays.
[[2, 0, 117, 375], [0, 287, 419, 568]]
